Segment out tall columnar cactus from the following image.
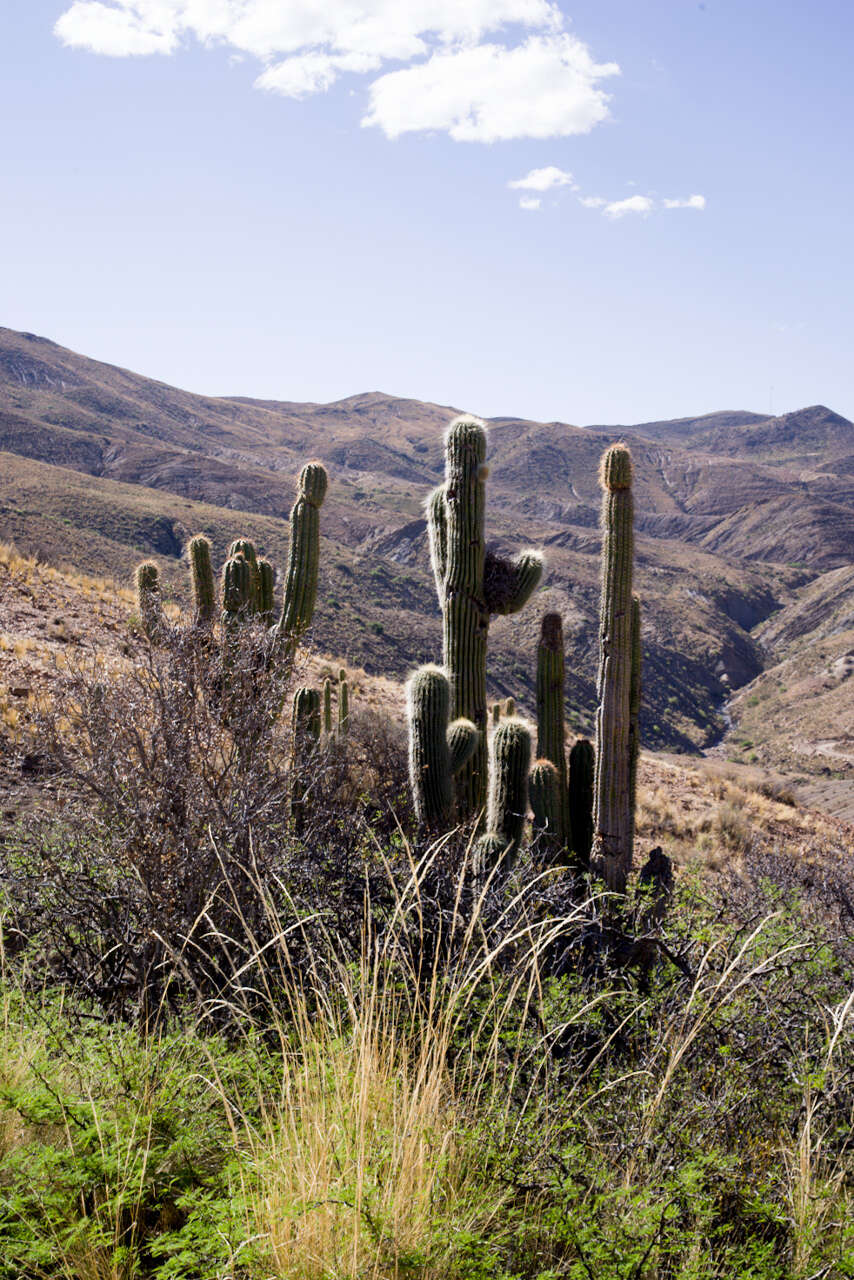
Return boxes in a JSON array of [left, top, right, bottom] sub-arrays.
[[136, 561, 163, 642], [569, 737, 595, 868], [535, 612, 571, 852], [593, 443, 635, 893], [529, 757, 562, 863], [338, 669, 349, 736], [407, 665, 479, 830], [476, 718, 532, 875], [629, 594, 642, 851], [427, 416, 544, 819], [277, 462, 328, 651], [188, 535, 216, 627]]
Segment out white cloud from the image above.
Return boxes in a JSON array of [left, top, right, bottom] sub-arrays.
[[54, 2, 619, 143], [579, 195, 607, 208], [363, 35, 619, 142], [602, 195, 654, 219], [509, 165, 575, 192], [662, 194, 706, 210], [54, 2, 178, 55], [519, 196, 542, 210]]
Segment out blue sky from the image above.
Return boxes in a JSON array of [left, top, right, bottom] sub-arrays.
[[2, 1, 852, 424]]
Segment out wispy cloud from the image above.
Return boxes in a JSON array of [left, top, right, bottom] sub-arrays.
[[518, 195, 542, 211], [55, 2, 620, 143], [602, 195, 654, 219], [578, 192, 707, 219], [662, 194, 706, 210], [509, 165, 575, 192]]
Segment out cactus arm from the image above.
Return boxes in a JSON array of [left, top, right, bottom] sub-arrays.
[[447, 718, 479, 774], [426, 485, 449, 604], [483, 549, 544, 616]]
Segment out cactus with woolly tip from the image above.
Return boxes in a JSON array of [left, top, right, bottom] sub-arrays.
[[188, 535, 216, 627], [136, 561, 163, 642], [569, 737, 595, 868], [475, 717, 532, 875], [277, 462, 327, 652], [407, 665, 479, 830], [592, 443, 635, 893], [426, 416, 544, 819], [535, 612, 571, 853]]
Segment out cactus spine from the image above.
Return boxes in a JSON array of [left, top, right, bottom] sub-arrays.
[[569, 737, 595, 868], [535, 613, 571, 854], [592, 443, 635, 893], [407, 665, 479, 830], [476, 718, 532, 874], [427, 416, 543, 819], [136, 561, 163, 642], [188, 535, 216, 626], [278, 462, 327, 651]]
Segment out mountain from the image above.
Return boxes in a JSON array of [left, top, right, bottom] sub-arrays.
[[1, 326, 852, 810]]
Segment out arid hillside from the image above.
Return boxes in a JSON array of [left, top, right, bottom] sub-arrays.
[[1, 326, 852, 808]]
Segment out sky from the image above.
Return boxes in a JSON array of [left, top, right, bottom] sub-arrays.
[[2, 1, 853, 425]]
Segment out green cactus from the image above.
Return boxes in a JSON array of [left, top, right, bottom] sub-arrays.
[[338, 669, 349, 736], [476, 717, 532, 875], [535, 612, 571, 853], [135, 560, 163, 642], [503, 697, 516, 717], [229, 539, 260, 612], [529, 757, 562, 863], [221, 554, 253, 627], [277, 462, 328, 652], [407, 665, 479, 830], [491, 702, 501, 725], [629, 594, 642, 852], [292, 686, 321, 742], [257, 558, 276, 624], [427, 416, 544, 819], [569, 737, 595, 868], [187, 535, 216, 626], [322, 677, 333, 736], [593, 443, 635, 893]]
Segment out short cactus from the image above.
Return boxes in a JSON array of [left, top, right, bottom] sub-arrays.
[[568, 737, 595, 868], [221, 554, 253, 627], [291, 686, 321, 831], [323, 677, 333, 736], [229, 539, 260, 612], [338, 669, 350, 736], [136, 560, 163, 642], [592, 443, 635, 893], [427, 416, 544, 819], [529, 757, 562, 863], [476, 717, 532, 875], [188, 535, 216, 626], [407, 665, 479, 830], [257, 558, 276, 624]]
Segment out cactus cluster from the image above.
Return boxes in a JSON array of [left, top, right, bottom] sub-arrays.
[[426, 416, 544, 819]]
